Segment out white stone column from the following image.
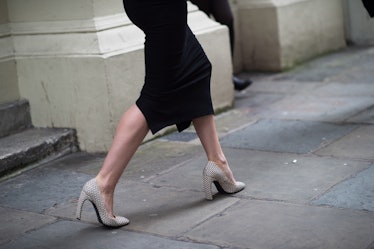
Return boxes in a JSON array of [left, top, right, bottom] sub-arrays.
[[0, 0, 233, 151], [0, 0, 20, 103], [232, 0, 346, 72]]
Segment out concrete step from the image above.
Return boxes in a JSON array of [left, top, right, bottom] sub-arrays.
[[0, 128, 78, 178], [0, 99, 32, 138]]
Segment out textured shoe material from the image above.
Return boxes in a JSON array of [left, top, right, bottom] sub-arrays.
[[76, 178, 129, 227], [203, 161, 245, 200]]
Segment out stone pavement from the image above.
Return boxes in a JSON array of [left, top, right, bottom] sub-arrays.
[[1, 46, 374, 249]]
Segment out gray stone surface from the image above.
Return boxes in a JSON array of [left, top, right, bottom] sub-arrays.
[[348, 105, 374, 124], [238, 80, 323, 95], [312, 82, 374, 97], [119, 182, 239, 237], [0, 99, 31, 138], [0, 167, 91, 213], [1, 221, 220, 249], [120, 140, 204, 181], [259, 95, 374, 122], [61, 141, 204, 181], [0, 207, 56, 245], [47, 152, 106, 173], [149, 149, 370, 203], [0, 128, 78, 177], [47, 178, 239, 237], [312, 164, 374, 211], [185, 199, 374, 249], [316, 126, 374, 160], [162, 131, 198, 142], [220, 119, 356, 154], [234, 92, 284, 113], [268, 46, 374, 83], [1, 46, 374, 249]]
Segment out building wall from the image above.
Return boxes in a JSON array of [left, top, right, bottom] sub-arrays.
[[0, 0, 20, 104], [0, 0, 233, 151], [1, 0, 369, 151], [231, 0, 346, 72]]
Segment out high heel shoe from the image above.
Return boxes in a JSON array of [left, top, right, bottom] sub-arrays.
[[203, 161, 245, 200], [76, 178, 129, 227]]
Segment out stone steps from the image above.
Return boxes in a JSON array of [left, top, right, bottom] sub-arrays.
[[0, 100, 78, 178], [0, 99, 32, 138]]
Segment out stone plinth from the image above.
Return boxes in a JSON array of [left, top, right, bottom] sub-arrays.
[[343, 0, 374, 45], [0, 0, 233, 151], [232, 0, 346, 71]]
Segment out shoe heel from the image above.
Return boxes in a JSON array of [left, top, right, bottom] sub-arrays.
[[76, 190, 89, 220], [203, 174, 213, 200]]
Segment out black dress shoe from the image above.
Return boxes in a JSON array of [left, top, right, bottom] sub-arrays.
[[233, 76, 252, 91]]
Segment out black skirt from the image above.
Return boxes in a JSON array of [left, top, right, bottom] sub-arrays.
[[123, 0, 214, 134]]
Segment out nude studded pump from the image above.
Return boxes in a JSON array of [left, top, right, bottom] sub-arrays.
[[76, 179, 129, 227], [203, 161, 245, 200]]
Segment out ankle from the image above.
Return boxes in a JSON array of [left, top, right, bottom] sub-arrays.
[[208, 159, 236, 183], [209, 158, 228, 168], [95, 175, 115, 195]]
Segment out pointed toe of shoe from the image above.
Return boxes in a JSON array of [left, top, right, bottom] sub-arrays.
[[235, 181, 246, 193], [104, 216, 130, 227]]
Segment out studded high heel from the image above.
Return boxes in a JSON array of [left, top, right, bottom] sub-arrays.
[[203, 161, 245, 200], [76, 178, 129, 227]]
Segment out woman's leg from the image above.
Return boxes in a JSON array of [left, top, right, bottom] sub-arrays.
[[95, 104, 149, 217], [190, 0, 234, 55], [192, 114, 236, 183], [210, 0, 235, 55]]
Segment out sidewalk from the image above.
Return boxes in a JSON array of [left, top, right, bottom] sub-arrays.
[[1, 46, 373, 249]]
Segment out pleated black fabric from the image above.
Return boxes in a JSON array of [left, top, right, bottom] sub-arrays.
[[123, 0, 214, 134]]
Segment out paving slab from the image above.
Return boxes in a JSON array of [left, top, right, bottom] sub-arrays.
[[148, 149, 370, 203], [0, 166, 91, 213], [312, 82, 374, 97], [48, 152, 105, 173], [316, 126, 374, 160], [168, 108, 258, 142], [162, 131, 198, 142], [257, 95, 374, 122], [184, 199, 374, 249], [324, 59, 374, 84], [0, 207, 56, 245], [47, 141, 203, 181], [312, 164, 374, 211], [68, 140, 204, 181], [147, 156, 209, 192], [210, 108, 258, 137], [348, 105, 374, 124], [244, 80, 323, 95], [47, 180, 239, 237], [220, 119, 357, 154], [0, 220, 220, 249], [1, 46, 374, 249], [366, 241, 374, 249], [268, 47, 374, 83], [234, 91, 285, 114], [119, 182, 239, 237]]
